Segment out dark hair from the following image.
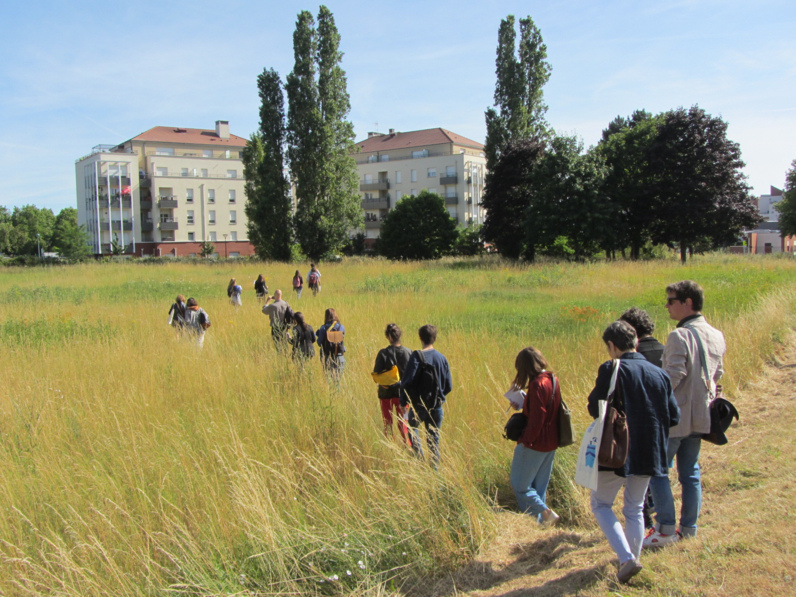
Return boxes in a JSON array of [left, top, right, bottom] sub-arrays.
[[385, 323, 402, 344], [418, 324, 437, 346], [310, 263, 316, 268], [602, 320, 637, 352], [186, 297, 198, 307], [257, 274, 264, 283], [666, 280, 704, 311], [324, 308, 339, 325], [176, 294, 185, 303], [619, 307, 655, 337], [294, 311, 308, 331], [512, 347, 550, 391], [294, 270, 300, 277]]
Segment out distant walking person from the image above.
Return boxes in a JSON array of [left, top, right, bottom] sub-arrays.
[[292, 270, 304, 299], [509, 346, 562, 528], [307, 263, 321, 297], [168, 294, 187, 331], [288, 311, 316, 363], [184, 297, 211, 348], [588, 321, 680, 583], [254, 274, 268, 305], [400, 324, 453, 468], [228, 278, 242, 306], [317, 308, 346, 377], [373, 323, 412, 444], [645, 281, 725, 548], [262, 290, 292, 349]]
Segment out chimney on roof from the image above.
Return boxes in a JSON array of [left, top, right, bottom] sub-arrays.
[[216, 120, 230, 140], [368, 131, 379, 138], [389, 128, 395, 135]]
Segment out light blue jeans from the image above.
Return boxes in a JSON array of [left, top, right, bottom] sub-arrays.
[[648, 433, 702, 537], [510, 444, 555, 519], [591, 472, 650, 564]]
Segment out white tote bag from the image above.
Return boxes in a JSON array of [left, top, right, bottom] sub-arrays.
[[574, 360, 619, 491]]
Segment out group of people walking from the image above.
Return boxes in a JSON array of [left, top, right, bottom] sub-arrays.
[[167, 294, 211, 347]]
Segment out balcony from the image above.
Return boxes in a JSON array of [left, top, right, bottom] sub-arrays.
[[139, 175, 151, 187], [158, 197, 178, 209], [360, 179, 390, 192], [141, 221, 154, 232], [361, 196, 390, 210], [440, 174, 458, 185], [100, 220, 133, 231], [365, 220, 382, 229], [98, 175, 131, 187], [160, 218, 179, 231], [444, 195, 459, 205], [140, 199, 153, 210], [109, 197, 132, 208]]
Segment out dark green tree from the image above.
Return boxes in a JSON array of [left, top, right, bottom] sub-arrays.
[[287, 6, 361, 261], [379, 191, 458, 260], [775, 160, 796, 238], [10, 205, 55, 255], [244, 69, 293, 261], [648, 106, 760, 263], [199, 241, 215, 259], [51, 207, 91, 259], [0, 207, 12, 254], [110, 234, 124, 256], [453, 224, 484, 256]]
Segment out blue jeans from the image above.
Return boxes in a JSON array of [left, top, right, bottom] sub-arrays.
[[648, 433, 702, 537], [591, 472, 650, 563], [510, 445, 555, 519], [409, 406, 443, 468]]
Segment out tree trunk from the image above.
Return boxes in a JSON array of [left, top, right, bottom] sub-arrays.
[[620, 248, 626, 260], [680, 242, 687, 264]]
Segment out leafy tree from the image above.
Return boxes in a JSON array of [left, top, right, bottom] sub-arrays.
[[287, 6, 361, 261], [110, 234, 124, 255], [648, 106, 760, 263], [199, 241, 215, 259], [0, 207, 12, 254], [51, 207, 91, 259], [10, 205, 55, 255], [379, 191, 458, 260], [453, 224, 484, 256], [481, 138, 545, 259], [775, 160, 796, 238], [244, 69, 293, 261]]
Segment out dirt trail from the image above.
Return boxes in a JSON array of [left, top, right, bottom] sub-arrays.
[[412, 338, 796, 597]]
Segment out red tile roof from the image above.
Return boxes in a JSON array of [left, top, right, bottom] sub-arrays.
[[129, 126, 248, 147], [354, 128, 484, 153]]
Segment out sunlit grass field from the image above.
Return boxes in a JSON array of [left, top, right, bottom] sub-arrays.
[[0, 254, 794, 596]]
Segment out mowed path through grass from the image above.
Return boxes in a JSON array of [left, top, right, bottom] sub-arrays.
[[0, 255, 793, 595]]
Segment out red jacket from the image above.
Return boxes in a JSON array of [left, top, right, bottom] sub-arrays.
[[518, 372, 560, 452]]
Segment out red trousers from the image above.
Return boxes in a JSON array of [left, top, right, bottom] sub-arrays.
[[380, 398, 410, 445]]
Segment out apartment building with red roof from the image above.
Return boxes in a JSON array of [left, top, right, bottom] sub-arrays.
[[75, 121, 255, 257], [353, 127, 487, 243]]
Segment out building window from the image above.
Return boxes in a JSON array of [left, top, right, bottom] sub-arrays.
[[181, 168, 189, 177], [412, 149, 428, 159], [380, 154, 389, 162], [156, 167, 167, 177], [225, 150, 230, 159], [230, 231, 238, 241], [186, 189, 194, 203], [187, 210, 194, 225], [368, 155, 377, 163], [429, 188, 437, 195], [428, 168, 436, 178], [229, 251, 240, 257], [446, 166, 455, 176], [203, 150, 212, 158], [395, 171, 402, 184], [364, 173, 373, 184], [396, 191, 402, 201], [411, 170, 417, 182], [208, 210, 216, 225], [189, 252, 197, 258], [447, 207, 456, 218], [156, 148, 174, 156], [229, 210, 237, 224], [201, 169, 208, 178], [208, 189, 215, 203], [411, 189, 417, 196], [229, 189, 236, 203], [209, 232, 217, 242], [188, 232, 195, 241], [227, 170, 237, 178]]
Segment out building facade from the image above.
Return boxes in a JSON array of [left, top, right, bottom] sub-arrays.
[[352, 128, 487, 242], [744, 186, 796, 254], [75, 121, 255, 257]]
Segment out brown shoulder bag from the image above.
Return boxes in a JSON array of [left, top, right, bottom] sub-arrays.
[[598, 360, 629, 468]]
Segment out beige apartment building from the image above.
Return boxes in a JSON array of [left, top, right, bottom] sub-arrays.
[[352, 128, 487, 243], [75, 121, 254, 257]]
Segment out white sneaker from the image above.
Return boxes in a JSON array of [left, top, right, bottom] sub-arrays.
[[541, 508, 560, 527], [642, 528, 679, 549], [617, 558, 643, 583]]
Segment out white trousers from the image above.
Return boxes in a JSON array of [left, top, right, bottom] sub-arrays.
[[590, 471, 650, 564]]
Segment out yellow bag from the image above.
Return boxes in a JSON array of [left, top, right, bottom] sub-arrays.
[[371, 365, 400, 387]]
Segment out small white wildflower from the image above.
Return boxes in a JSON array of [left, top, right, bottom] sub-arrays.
[[341, 549, 346, 553], [330, 574, 339, 581], [402, 552, 407, 556], [344, 542, 349, 547], [346, 570, 352, 576], [358, 560, 365, 569]]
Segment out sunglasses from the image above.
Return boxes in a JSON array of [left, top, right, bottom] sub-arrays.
[[666, 297, 682, 305]]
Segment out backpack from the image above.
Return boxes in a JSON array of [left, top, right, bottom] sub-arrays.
[[293, 276, 302, 288], [198, 310, 211, 330], [322, 322, 343, 358], [407, 350, 440, 418], [283, 306, 295, 326], [308, 272, 319, 286]]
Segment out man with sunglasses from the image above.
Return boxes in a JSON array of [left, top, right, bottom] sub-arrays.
[[644, 280, 726, 548]]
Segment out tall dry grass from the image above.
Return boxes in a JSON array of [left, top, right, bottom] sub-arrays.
[[0, 254, 793, 595]]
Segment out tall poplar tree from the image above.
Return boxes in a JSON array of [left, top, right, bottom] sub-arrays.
[[244, 68, 292, 261], [287, 6, 361, 261]]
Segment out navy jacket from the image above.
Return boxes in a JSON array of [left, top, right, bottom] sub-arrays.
[[400, 349, 453, 406], [588, 352, 680, 477]]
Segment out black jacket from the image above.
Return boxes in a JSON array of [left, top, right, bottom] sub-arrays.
[[374, 345, 412, 399], [637, 336, 665, 368], [290, 324, 316, 359]]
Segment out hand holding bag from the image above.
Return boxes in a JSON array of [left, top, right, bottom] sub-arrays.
[[597, 360, 628, 468]]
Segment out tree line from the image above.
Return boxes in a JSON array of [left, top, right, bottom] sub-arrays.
[[0, 205, 91, 259], [480, 15, 760, 264]]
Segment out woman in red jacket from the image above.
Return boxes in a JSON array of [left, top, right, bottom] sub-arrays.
[[509, 346, 561, 527]]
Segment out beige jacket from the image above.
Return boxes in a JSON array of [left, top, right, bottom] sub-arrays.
[[662, 315, 725, 438]]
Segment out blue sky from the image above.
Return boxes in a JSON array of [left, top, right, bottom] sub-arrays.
[[1, 0, 794, 212]]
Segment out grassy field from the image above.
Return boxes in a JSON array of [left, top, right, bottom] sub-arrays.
[[0, 254, 794, 596]]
